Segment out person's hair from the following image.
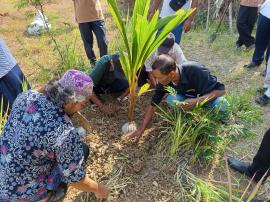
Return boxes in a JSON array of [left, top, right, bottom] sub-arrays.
[[45, 79, 80, 108], [161, 33, 175, 49], [152, 54, 177, 74]]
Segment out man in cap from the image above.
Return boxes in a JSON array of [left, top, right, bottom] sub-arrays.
[[139, 33, 187, 87], [89, 53, 129, 115]]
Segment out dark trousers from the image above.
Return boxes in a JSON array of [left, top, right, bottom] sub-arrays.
[[79, 20, 108, 64], [236, 5, 258, 47], [249, 128, 270, 182], [0, 64, 31, 115], [252, 14, 270, 65]]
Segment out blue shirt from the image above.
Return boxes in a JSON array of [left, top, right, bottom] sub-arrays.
[[0, 90, 86, 201]]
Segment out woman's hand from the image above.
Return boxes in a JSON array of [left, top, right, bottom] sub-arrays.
[[94, 183, 110, 199]]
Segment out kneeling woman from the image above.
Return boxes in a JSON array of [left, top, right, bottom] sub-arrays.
[[0, 70, 109, 201]]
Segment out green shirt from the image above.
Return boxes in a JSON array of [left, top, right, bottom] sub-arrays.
[[90, 55, 115, 87]]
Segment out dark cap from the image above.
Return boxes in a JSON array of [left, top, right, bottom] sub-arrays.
[[158, 33, 175, 54]]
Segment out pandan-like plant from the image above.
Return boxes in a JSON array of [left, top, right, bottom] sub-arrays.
[[107, 0, 194, 132]]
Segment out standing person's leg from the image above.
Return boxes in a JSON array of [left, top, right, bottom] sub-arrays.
[[248, 128, 270, 182], [228, 128, 270, 183], [266, 39, 270, 63], [257, 58, 270, 105], [79, 22, 96, 64], [171, 21, 184, 44], [252, 14, 270, 65], [246, 7, 258, 46], [236, 5, 249, 47], [92, 20, 108, 58]]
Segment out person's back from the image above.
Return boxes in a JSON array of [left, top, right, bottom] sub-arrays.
[[0, 90, 81, 201], [73, 0, 108, 64]]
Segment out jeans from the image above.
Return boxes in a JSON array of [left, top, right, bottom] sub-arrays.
[[79, 20, 108, 64], [171, 21, 185, 44], [236, 5, 258, 47], [166, 94, 229, 112], [252, 14, 270, 65], [248, 128, 270, 182], [158, 18, 185, 44]]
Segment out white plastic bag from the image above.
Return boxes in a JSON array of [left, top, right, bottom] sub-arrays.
[[27, 10, 51, 36]]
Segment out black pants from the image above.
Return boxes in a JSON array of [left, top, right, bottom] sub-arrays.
[[252, 14, 270, 65], [236, 5, 258, 47], [249, 128, 270, 182], [79, 20, 108, 64]]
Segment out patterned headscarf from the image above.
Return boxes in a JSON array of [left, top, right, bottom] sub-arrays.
[[58, 69, 93, 101]]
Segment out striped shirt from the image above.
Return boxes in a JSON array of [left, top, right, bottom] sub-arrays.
[[0, 38, 17, 78]]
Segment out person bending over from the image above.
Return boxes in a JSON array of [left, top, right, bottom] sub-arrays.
[[128, 54, 228, 139], [89, 53, 129, 115], [0, 70, 109, 201], [139, 33, 187, 87]]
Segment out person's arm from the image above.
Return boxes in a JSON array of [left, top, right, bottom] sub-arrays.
[[183, 0, 198, 33], [127, 105, 155, 139], [149, 0, 163, 18], [90, 92, 115, 115], [127, 83, 165, 139], [148, 72, 158, 87], [116, 88, 129, 101], [180, 89, 225, 110], [90, 92, 104, 109], [111, 88, 130, 111], [71, 176, 109, 199]]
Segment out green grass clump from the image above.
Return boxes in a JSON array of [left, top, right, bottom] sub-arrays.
[[157, 89, 262, 162]]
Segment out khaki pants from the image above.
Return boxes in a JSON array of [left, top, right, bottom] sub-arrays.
[[264, 59, 270, 97]]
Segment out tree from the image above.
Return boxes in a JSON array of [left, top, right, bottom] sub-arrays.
[[107, 0, 194, 129]]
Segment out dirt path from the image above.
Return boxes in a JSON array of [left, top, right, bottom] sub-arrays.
[[1, 0, 270, 201]]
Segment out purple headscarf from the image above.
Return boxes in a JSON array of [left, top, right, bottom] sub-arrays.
[[58, 69, 93, 101]]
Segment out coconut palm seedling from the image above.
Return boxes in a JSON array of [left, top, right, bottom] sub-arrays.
[[107, 0, 194, 132]]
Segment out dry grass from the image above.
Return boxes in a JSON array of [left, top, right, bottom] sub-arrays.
[[1, 0, 270, 201]]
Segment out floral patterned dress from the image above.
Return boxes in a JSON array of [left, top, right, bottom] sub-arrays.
[[0, 90, 86, 201]]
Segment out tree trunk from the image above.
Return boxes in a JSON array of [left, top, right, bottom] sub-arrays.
[[128, 85, 137, 122], [206, 0, 210, 30], [228, 2, 233, 33]]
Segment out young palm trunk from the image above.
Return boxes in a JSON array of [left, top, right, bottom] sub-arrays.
[[128, 85, 137, 122]]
